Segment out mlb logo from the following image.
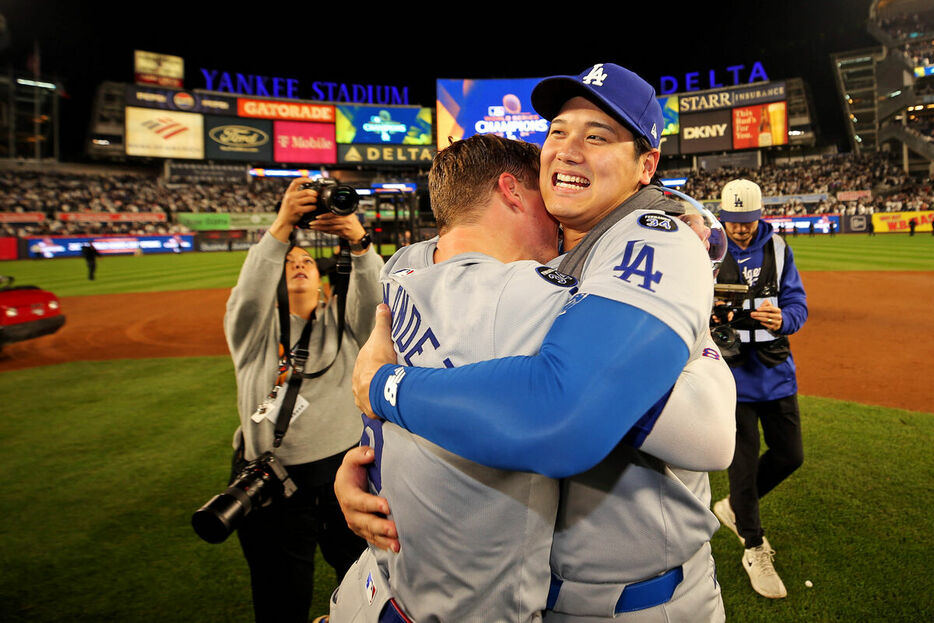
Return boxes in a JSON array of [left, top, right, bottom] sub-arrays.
[[365, 571, 377, 605]]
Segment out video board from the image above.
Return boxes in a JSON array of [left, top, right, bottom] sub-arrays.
[[336, 105, 432, 145], [436, 78, 549, 147]]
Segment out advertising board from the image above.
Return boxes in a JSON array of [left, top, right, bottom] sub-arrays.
[[273, 121, 336, 164], [204, 116, 273, 161], [732, 101, 787, 149], [679, 110, 732, 154], [125, 107, 204, 159]]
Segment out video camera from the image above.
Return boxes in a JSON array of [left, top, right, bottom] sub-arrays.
[[710, 283, 750, 361]]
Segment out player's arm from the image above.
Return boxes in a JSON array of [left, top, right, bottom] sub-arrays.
[[360, 294, 689, 479], [635, 335, 736, 471]]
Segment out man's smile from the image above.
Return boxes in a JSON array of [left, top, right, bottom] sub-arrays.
[[553, 173, 591, 190]]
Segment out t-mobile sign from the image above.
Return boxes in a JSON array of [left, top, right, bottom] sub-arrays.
[[274, 121, 336, 164]]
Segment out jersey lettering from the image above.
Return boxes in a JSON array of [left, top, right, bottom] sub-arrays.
[[387, 283, 453, 367], [742, 265, 761, 285], [614, 240, 663, 292]]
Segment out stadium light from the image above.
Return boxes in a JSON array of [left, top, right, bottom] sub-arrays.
[[16, 78, 57, 90]]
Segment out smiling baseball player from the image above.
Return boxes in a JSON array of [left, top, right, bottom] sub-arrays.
[[332, 121, 734, 621], [350, 63, 734, 622]]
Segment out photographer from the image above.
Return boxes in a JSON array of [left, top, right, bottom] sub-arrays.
[[709, 179, 808, 601], [224, 177, 382, 622]]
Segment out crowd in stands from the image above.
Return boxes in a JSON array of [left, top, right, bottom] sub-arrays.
[[677, 152, 932, 216], [877, 10, 934, 69], [2, 151, 933, 238], [0, 170, 286, 237], [906, 113, 934, 143]]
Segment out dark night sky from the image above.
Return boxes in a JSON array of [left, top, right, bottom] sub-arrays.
[[0, 0, 880, 161]]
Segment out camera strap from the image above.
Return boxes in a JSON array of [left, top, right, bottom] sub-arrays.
[[272, 235, 350, 448]]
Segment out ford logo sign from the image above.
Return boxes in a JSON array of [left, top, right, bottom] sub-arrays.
[[209, 125, 269, 147]]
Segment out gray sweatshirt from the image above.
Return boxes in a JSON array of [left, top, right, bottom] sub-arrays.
[[224, 231, 384, 465]]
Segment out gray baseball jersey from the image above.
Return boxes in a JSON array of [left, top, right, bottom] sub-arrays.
[[332, 239, 576, 622], [545, 211, 725, 622]]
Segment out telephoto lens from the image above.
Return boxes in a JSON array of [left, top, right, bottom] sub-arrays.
[[191, 452, 296, 543]]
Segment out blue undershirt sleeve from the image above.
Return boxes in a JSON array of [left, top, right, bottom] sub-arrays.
[[369, 294, 689, 478]]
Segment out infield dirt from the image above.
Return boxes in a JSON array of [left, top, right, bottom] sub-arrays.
[[2, 271, 931, 413]]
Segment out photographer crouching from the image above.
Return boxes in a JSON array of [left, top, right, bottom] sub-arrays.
[[204, 177, 382, 622]]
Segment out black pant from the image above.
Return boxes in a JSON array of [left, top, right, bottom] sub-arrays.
[[233, 449, 366, 623], [726, 395, 804, 548]]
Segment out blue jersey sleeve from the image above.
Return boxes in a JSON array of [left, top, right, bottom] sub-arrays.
[[777, 246, 808, 335], [369, 294, 689, 478]]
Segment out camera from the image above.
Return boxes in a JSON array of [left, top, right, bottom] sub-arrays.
[[710, 284, 750, 363], [191, 451, 297, 544], [290, 179, 360, 228]]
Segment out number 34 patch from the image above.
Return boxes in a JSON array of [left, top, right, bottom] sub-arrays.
[[637, 213, 677, 232]]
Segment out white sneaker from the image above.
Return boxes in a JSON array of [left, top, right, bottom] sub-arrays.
[[742, 537, 788, 599], [713, 497, 745, 546]]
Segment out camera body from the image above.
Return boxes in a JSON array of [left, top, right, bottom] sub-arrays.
[[293, 179, 359, 228], [192, 451, 297, 544], [710, 283, 750, 363]]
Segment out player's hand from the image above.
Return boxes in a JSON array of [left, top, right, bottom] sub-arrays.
[[353, 304, 395, 419], [269, 177, 319, 242], [335, 446, 399, 552], [751, 299, 782, 331], [306, 212, 367, 246]]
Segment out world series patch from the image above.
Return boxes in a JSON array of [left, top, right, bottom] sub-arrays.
[[637, 213, 677, 232], [535, 266, 579, 289]]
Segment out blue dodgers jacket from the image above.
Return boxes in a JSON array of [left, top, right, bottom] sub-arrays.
[[723, 220, 808, 402]]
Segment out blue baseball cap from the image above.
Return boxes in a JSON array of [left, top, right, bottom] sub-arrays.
[[531, 63, 664, 149]]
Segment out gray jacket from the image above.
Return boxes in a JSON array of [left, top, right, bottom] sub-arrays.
[[224, 232, 384, 465]]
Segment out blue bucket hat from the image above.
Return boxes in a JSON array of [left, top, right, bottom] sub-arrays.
[[531, 63, 664, 148]]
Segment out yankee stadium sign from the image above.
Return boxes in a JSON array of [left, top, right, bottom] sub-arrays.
[[200, 68, 409, 105]]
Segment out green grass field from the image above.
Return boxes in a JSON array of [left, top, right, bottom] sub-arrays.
[[1, 234, 932, 622]]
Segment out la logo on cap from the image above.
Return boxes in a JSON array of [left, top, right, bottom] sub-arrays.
[[734, 195, 744, 208], [582, 64, 608, 87]]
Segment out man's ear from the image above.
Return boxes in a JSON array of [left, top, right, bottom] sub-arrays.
[[640, 149, 661, 186], [496, 172, 522, 211]]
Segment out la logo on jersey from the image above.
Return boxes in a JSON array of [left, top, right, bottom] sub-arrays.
[[582, 64, 608, 87]]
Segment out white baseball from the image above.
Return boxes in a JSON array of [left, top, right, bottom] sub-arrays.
[[805, 580, 813, 587]]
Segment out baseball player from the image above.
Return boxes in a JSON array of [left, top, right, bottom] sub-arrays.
[[349, 63, 734, 622]]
